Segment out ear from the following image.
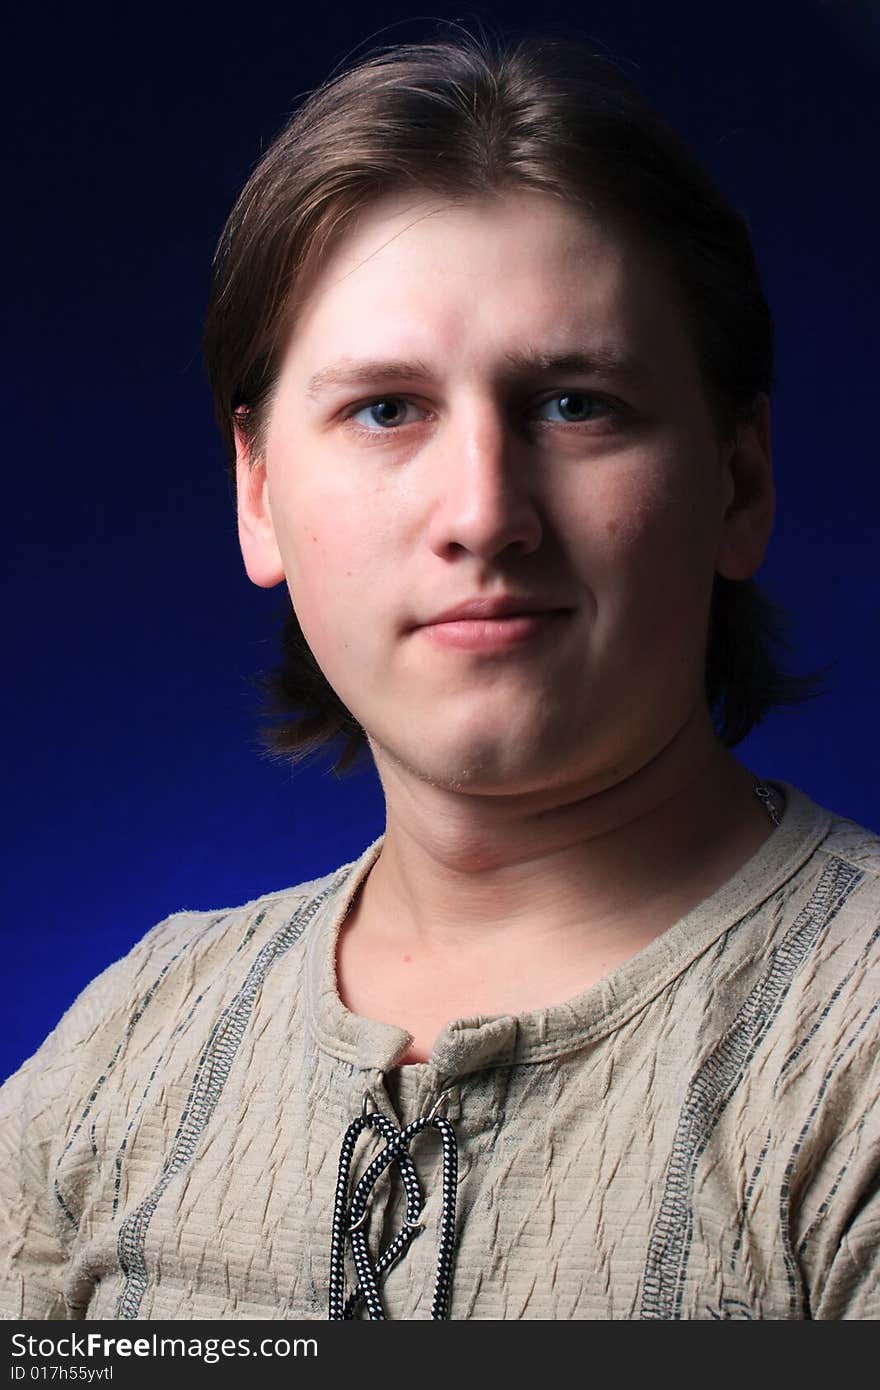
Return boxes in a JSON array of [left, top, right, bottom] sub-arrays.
[[234, 419, 286, 589], [715, 393, 775, 582]]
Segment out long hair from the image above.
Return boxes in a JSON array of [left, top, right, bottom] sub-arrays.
[[203, 30, 822, 772]]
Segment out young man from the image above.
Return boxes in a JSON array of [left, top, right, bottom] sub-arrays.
[[2, 34, 877, 1322]]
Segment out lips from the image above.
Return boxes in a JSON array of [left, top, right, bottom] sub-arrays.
[[418, 595, 570, 626], [412, 595, 573, 652]]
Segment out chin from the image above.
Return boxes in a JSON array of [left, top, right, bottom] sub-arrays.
[[383, 730, 576, 797]]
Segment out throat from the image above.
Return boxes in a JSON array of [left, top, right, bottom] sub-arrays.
[[334, 764, 780, 1054], [335, 881, 673, 1064]]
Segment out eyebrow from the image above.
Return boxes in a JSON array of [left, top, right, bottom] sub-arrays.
[[304, 348, 652, 401]]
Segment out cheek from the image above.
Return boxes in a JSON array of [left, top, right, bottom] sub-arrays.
[[571, 465, 675, 568], [272, 487, 393, 666], [575, 456, 720, 608], [625, 447, 719, 543]]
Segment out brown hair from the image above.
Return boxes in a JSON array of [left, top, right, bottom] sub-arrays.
[[203, 29, 822, 772]]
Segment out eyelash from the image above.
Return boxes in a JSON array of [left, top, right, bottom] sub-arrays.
[[342, 391, 622, 436]]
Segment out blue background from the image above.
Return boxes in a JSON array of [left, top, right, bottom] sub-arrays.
[[3, 0, 878, 1082]]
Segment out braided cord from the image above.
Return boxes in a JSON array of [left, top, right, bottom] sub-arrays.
[[328, 1105, 459, 1320]]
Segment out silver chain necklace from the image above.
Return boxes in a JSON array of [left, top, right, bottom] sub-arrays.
[[754, 780, 782, 827]]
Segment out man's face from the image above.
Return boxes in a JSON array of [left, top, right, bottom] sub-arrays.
[[240, 192, 765, 798]]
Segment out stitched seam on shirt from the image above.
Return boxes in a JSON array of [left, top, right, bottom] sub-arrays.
[[779, 996, 880, 1314], [113, 878, 343, 1320], [776, 916, 880, 1086], [52, 912, 232, 1230], [639, 855, 864, 1320]]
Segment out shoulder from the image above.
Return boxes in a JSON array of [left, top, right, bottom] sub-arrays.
[[797, 792, 880, 968], [814, 803, 880, 882], [0, 844, 378, 1318], [716, 784, 880, 1129], [0, 842, 376, 1119], [753, 785, 879, 1144], [778, 799, 880, 1320], [769, 781, 880, 928], [114, 856, 357, 998], [768, 783, 880, 997]]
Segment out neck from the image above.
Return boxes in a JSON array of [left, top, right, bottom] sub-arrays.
[[336, 709, 778, 1063], [358, 708, 773, 947]]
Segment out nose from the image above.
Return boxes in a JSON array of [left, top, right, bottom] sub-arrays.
[[425, 401, 543, 562]]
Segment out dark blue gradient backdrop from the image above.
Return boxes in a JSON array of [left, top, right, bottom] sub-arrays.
[[3, 0, 878, 1081]]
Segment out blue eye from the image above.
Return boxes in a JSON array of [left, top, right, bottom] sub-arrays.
[[349, 398, 419, 429], [536, 392, 610, 423], [346, 391, 616, 433]]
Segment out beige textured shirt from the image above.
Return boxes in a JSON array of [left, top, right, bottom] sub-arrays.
[[1, 780, 878, 1321]]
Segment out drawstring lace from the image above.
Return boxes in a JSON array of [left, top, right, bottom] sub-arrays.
[[328, 1092, 459, 1319]]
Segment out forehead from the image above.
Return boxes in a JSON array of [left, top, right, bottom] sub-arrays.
[[278, 191, 699, 392]]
